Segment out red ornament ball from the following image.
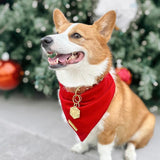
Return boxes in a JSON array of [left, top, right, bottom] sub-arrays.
[[115, 67, 132, 85], [0, 60, 24, 90]]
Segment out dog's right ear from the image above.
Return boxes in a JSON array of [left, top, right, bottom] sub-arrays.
[[53, 9, 69, 30], [93, 11, 116, 43]]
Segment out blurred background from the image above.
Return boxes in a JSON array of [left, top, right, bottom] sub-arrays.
[[0, 0, 160, 107]]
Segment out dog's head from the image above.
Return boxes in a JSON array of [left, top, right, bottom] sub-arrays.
[[41, 9, 116, 70]]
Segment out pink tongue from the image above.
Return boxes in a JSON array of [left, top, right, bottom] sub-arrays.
[[58, 54, 71, 63], [48, 53, 72, 66], [48, 52, 84, 66]]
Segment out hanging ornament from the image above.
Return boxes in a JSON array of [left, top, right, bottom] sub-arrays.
[[115, 59, 132, 85], [0, 59, 24, 90], [95, 0, 138, 32]]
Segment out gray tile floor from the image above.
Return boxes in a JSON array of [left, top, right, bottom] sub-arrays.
[[0, 94, 159, 160]]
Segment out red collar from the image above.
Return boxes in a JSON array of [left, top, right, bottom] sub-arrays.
[[59, 73, 115, 141]]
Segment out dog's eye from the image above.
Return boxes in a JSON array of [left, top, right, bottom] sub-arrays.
[[71, 33, 82, 39]]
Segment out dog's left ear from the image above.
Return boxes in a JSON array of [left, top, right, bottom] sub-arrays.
[[94, 11, 116, 42], [53, 9, 69, 30]]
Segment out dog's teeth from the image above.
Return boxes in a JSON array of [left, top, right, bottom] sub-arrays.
[[67, 56, 73, 62], [73, 52, 77, 56], [56, 58, 59, 64], [49, 61, 55, 65], [71, 55, 75, 59]]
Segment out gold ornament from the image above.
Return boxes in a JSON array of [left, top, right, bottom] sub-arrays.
[[70, 87, 82, 119]]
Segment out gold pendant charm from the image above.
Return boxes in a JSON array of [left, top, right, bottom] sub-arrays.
[[70, 106, 80, 119]]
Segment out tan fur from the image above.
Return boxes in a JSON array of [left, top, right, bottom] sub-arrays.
[[99, 77, 155, 148], [53, 9, 155, 150], [68, 24, 112, 65]]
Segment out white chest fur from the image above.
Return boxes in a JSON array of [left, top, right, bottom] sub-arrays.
[[56, 57, 109, 87]]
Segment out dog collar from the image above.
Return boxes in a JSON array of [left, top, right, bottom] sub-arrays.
[[64, 75, 105, 94], [59, 73, 115, 141]]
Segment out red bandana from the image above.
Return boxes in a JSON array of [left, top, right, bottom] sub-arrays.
[[59, 73, 115, 141]]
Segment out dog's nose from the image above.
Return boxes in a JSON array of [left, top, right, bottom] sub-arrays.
[[41, 36, 53, 47]]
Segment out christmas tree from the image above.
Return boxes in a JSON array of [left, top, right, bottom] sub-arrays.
[[0, 0, 160, 107]]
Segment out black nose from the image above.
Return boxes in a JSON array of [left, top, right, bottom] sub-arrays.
[[41, 36, 53, 47]]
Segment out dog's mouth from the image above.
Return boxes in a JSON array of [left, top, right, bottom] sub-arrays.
[[47, 51, 84, 68]]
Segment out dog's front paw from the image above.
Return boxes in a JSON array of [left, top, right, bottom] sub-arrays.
[[125, 151, 136, 160], [100, 155, 112, 160], [124, 143, 136, 160], [71, 143, 89, 154]]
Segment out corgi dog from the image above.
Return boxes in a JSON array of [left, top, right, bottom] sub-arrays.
[[41, 9, 155, 160]]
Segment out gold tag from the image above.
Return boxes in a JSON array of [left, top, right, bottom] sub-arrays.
[[70, 106, 80, 119], [68, 120, 78, 131]]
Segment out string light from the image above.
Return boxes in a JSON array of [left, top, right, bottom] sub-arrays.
[[137, 58, 142, 62], [41, 26, 46, 32], [35, 84, 39, 89], [140, 28, 145, 34], [150, 106, 158, 113], [153, 81, 158, 87], [141, 40, 147, 46], [132, 23, 138, 30], [32, 1, 38, 8], [73, 16, 79, 22], [23, 77, 29, 83], [65, 4, 70, 9], [26, 55, 32, 60], [79, 12, 83, 16], [24, 70, 30, 76], [2, 52, 9, 61], [16, 28, 21, 33], [44, 4, 49, 10], [87, 12, 92, 17], [27, 41, 32, 48], [145, 10, 150, 15], [139, 81, 145, 86], [66, 11, 71, 17]]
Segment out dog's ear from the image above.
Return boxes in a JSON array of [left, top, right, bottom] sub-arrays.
[[53, 9, 69, 30], [94, 11, 116, 42]]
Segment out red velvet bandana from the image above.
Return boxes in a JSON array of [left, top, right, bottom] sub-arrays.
[[59, 73, 115, 141]]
